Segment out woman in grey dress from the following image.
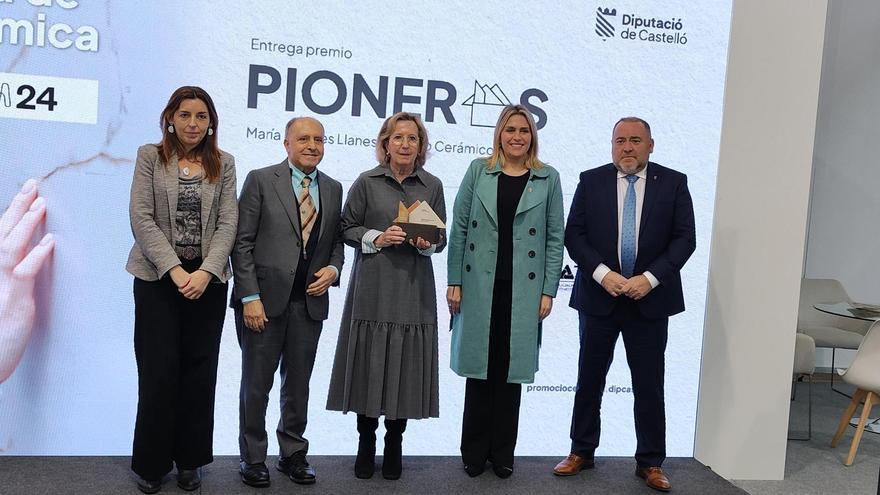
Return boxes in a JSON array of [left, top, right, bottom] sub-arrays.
[[326, 112, 446, 480]]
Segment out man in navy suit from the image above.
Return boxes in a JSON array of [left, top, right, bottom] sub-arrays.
[[553, 117, 696, 492]]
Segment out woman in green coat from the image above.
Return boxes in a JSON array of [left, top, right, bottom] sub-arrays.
[[447, 104, 564, 478]]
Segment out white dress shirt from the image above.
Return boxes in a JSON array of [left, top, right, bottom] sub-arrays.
[[591, 166, 660, 288]]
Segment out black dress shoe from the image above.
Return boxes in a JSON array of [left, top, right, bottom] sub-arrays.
[[136, 477, 161, 494], [240, 461, 270, 487], [177, 467, 201, 491], [279, 451, 316, 485], [492, 464, 513, 479], [463, 463, 485, 477]]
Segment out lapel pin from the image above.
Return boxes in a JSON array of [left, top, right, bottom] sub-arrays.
[[653, 175, 657, 180]]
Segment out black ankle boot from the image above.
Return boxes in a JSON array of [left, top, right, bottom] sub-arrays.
[[355, 414, 379, 479], [382, 419, 407, 480]]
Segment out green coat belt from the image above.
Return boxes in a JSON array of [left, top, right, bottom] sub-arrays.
[[447, 158, 565, 383]]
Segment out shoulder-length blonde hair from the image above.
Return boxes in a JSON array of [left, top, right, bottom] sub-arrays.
[[375, 112, 430, 169], [486, 104, 543, 170]]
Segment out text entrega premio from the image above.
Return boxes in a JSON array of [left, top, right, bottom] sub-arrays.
[[392, 200, 445, 244]]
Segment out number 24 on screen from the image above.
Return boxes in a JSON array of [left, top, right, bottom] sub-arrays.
[[0, 84, 58, 111]]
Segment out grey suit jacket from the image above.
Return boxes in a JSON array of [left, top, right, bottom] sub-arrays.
[[231, 160, 345, 320], [126, 144, 238, 282]]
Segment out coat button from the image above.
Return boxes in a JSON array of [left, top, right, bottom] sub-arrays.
[[528, 250, 536, 258], [465, 264, 471, 272], [469, 243, 475, 251], [472, 220, 478, 228], [528, 272, 536, 279], [529, 228, 537, 236]]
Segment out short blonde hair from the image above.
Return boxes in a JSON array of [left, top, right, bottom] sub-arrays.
[[486, 104, 543, 170], [375, 112, 430, 169]]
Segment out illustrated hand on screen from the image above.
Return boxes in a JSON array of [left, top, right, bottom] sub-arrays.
[[0, 179, 55, 384]]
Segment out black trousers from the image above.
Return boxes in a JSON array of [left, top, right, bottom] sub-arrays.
[[569, 299, 668, 467], [460, 279, 522, 468], [131, 271, 227, 480]]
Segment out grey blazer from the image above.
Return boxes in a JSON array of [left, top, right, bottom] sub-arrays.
[[126, 144, 238, 282], [231, 160, 345, 320]]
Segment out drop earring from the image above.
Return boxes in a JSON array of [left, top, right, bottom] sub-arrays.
[[167, 124, 174, 134], [207, 128, 214, 136]]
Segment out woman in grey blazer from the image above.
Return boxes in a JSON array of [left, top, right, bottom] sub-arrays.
[[126, 86, 237, 494]]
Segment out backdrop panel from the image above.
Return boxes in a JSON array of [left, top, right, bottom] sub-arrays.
[[0, 0, 731, 456]]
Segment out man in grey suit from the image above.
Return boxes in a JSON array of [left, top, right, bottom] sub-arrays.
[[232, 116, 344, 487]]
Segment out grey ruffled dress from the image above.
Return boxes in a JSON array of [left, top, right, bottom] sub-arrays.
[[326, 165, 446, 420]]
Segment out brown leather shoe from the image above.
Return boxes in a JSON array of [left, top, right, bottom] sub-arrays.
[[552, 453, 595, 476], [636, 466, 672, 492]]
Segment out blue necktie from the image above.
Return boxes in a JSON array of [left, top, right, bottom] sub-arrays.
[[620, 175, 638, 277]]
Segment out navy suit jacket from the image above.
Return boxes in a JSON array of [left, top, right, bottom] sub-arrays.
[[565, 162, 696, 319]]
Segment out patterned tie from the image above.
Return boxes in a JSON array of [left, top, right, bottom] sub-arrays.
[[298, 176, 317, 245], [620, 175, 638, 277]]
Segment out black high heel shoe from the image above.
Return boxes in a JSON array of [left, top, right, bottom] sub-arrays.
[[137, 477, 162, 494], [177, 467, 201, 491], [492, 464, 513, 479], [464, 463, 486, 477]]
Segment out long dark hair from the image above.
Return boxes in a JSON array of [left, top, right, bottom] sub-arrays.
[[158, 86, 221, 182]]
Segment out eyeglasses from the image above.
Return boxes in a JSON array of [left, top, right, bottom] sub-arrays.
[[390, 135, 419, 146]]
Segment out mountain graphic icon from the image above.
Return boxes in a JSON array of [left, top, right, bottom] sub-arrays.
[[462, 80, 512, 127]]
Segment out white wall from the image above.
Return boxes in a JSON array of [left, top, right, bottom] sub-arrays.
[[694, 0, 828, 481], [805, 0, 880, 369], [807, 0, 880, 302]]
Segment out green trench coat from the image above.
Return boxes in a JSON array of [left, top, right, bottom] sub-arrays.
[[447, 158, 565, 383]]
